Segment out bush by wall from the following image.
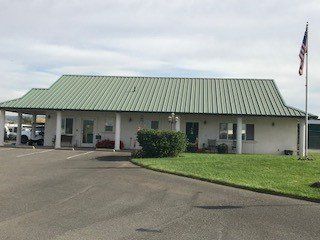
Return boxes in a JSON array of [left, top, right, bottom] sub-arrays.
[[217, 143, 228, 154], [136, 129, 187, 158], [96, 139, 124, 149], [186, 142, 198, 152], [131, 149, 144, 158]]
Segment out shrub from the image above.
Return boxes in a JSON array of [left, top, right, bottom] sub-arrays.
[[186, 142, 198, 152], [217, 143, 228, 154], [137, 129, 187, 158], [131, 149, 144, 158], [96, 139, 124, 149], [196, 148, 206, 153]]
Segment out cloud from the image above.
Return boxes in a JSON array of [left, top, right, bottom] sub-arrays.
[[0, 0, 319, 115]]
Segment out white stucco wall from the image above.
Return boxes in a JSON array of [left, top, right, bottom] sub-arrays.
[[44, 112, 56, 147], [178, 114, 299, 154], [44, 110, 300, 154]]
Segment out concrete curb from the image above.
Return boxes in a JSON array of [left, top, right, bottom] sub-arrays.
[[0, 146, 133, 153]]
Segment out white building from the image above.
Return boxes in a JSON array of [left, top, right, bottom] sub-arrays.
[[0, 75, 316, 155]]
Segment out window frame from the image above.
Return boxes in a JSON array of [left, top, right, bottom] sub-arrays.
[[61, 117, 74, 135], [219, 123, 228, 140], [105, 119, 115, 132], [219, 122, 254, 141]]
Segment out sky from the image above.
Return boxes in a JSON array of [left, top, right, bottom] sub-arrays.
[[0, 0, 319, 115]]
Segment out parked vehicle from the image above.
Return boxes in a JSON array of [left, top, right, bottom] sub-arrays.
[[6, 124, 31, 141], [21, 128, 31, 144], [6, 125, 17, 140], [4, 126, 10, 141], [4, 123, 44, 145], [28, 125, 45, 146]]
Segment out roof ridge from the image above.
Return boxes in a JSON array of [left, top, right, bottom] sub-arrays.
[[61, 74, 274, 81], [31, 88, 49, 90]]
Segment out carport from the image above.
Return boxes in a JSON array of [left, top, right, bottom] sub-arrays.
[[0, 108, 123, 150], [0, 109, 45, 147]]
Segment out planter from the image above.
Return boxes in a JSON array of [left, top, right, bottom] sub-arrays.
[[96, 139, 124, 149]]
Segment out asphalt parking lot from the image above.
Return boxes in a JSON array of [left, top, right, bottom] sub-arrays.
[[0, 147, 319, 240]]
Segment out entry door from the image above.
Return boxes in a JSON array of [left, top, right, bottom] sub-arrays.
[[186, 122, 199, 144], [81, 119, 95, 147]]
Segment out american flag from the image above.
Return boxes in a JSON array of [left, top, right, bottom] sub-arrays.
[[299, 25, 308, 75]]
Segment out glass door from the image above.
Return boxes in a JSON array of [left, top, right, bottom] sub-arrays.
[[186, 122, 199, 143], [82, 119, 94, 147]]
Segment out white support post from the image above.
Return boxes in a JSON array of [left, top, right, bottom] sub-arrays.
[[175, 117, 180, 132], [55, 111, 62, 149], [16, 113, 22, 145], [0, 110, 5, 146], [236, 117, 242, 154], [31, 115, 37, 139], [114, 113, 121, 151], [299, 120, 306, 157]]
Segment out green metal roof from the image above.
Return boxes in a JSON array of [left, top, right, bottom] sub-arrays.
[[0, 75, 311, 117]]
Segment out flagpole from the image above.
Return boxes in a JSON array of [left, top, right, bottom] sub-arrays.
[[305, 22, 309, 158]]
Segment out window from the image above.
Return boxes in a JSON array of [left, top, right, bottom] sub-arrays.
[[219, 123, 228, 139], [219, 123, 236, 140], [230, 123, 236, 140], [61, 118, 73, 135], [105, 120, 114, 132], [219, 123, 254, 140], [151, 120, 159, 130], [241, 124, 246, 140], [246, 124, 254, 140]]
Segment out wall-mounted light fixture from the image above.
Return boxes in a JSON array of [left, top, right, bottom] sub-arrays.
[[129, 117, 132, 122], [272, 122, 275, 126], [168, 112, 179, 130], [204, 120, 207, 125]]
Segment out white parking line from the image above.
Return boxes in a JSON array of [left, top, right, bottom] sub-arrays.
[[0, 148, 15, 151], [67, 151, 94, 159], [16, 149, 53, 158]]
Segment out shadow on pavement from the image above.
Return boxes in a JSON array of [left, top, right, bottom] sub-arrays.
[[195, 203, 311, 210], [95, 156, 131, 162], [196, 205, 244, 210]]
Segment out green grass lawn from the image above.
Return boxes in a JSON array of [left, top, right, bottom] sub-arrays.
[[132, 153, 320, 201]]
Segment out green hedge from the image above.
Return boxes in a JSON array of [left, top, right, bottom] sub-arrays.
[[136, 129, 187, 158]]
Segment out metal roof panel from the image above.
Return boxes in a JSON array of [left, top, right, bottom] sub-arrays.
[[0, 75, 313, 118]]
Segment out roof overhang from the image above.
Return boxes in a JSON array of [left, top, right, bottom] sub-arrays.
[[0, 106, 317, 119]]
